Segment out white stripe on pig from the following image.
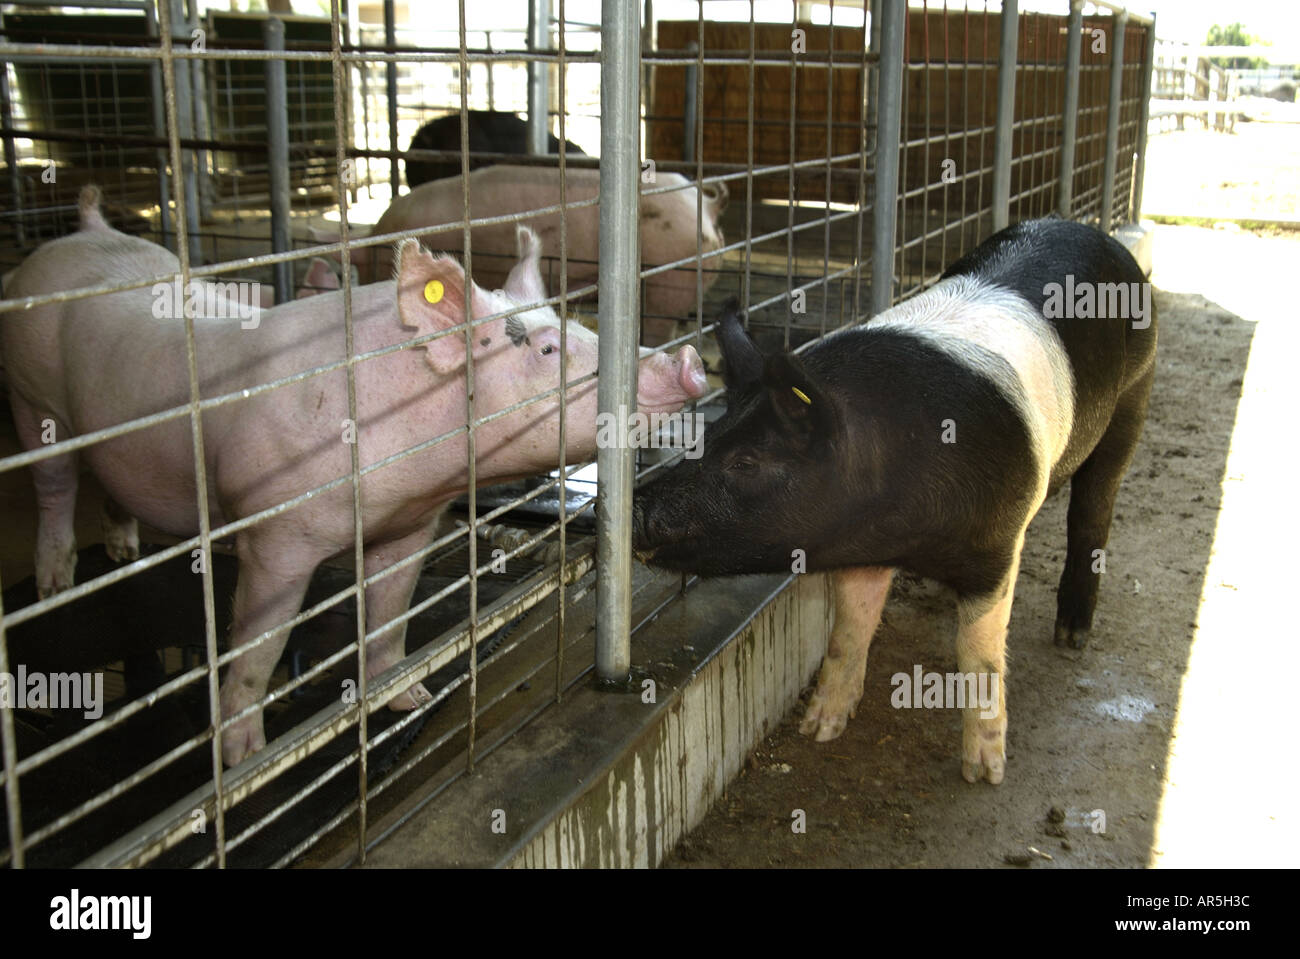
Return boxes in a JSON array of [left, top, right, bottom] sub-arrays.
[[863, 275, 1075, 489]]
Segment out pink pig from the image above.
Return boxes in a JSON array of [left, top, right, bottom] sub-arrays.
[[352, 164, 729, 327], [2, 187, 707, 766]]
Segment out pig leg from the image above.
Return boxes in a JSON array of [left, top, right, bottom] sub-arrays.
[[12, 401, 79, 597], [362, 526, 436, 711], [1054, 368, 1154, 649], [100, 495, 139, 563], [219, 531, 320, 766], [798, 566, 894, 742], [954, 536, 1025, 786]]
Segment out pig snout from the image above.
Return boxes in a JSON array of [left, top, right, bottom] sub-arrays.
[[635, 344, 708, 413]]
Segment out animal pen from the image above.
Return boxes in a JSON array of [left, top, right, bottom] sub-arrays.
[[0, 0, 1155, 868]]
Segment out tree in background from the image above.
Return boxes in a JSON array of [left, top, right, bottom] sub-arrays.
[[1205, 23, 1267, 70]]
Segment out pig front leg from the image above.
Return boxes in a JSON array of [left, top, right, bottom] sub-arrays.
[[799, 566, 894, 742], [954, 538, 1023, 786], [362, 526, 436, 711], [12, 401, 79, 598], [220, 532, 319, 766]]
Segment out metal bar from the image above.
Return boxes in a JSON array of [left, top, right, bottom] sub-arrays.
[[682, 41, 698, 163], [144, 3, 173, 250], [1058, 0, 1082, 216], [0, 11, 24, 249], [870, 0, 905, 316], [187, 0, 212, 221], [991, 0, 1018, 231], [1100, 10, 1128, 231], [528, 0, 550, 154], [265, 17, 291, 304], [384, 0, 399, 195], [169, 0, 201, 265], [595, 0, 640, 682], [1132, 13, 1156, 221]]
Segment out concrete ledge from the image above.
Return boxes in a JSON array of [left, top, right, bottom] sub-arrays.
[[363, 571, 832, 867], [1113, 220, 1156, 276]]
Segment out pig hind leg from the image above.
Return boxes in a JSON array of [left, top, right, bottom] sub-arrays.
[[1054, 367, 1154, 649], [954, 534, 1026, 786], [361, 525, 436, 711], [12, 401, 79, 597], [798, 566, 894, 742], [100, 495, 139, 563]]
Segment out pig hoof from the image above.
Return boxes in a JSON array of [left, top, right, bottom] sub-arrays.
[[36, 547, 77, 598], [388, 682, 432, 711], [1052, 619, 1090, 649], [104, 529, 140, 563], [222, 718, 267, 768], [798, 694, 851, 742], [961, 724, 1006, 785]]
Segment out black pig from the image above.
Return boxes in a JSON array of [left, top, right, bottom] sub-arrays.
[[405, 110, 587, 189], [632, 218, 1157, 784]]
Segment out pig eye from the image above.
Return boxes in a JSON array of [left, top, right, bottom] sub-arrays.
[[540, 344, 555, 356], [727, 456, 758, 473]]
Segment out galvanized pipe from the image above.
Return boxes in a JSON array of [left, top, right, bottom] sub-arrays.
[[170, 0, 202, 265], [1100, 10, 1128, 231], [991, 0, 1019, 231], [1058, 0, 1082, 217], [683, 41, 698, 162], [187, 0, 212, 221], [528, 0, 551, 155], [1132, 13, 1157, 221], [264, 17, 291, 304], [595, 0, 640, 682], [145, 3, 173, 250], [869, 0, 904, 317], [385, 0, 400, 196], [0, 11, 24, 250]]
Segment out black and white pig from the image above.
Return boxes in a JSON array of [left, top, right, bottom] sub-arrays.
[[632, 218, 1157, 785]]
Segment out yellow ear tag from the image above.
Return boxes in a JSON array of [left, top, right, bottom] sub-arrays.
[[423, 279, 444, 304], [791, 387, 812, 405]]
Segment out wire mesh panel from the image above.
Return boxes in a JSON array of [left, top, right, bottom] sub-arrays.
[[0, 0, 1154, 869]]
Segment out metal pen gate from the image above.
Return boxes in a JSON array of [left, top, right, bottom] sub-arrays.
[[0, 0, 1154, 868]]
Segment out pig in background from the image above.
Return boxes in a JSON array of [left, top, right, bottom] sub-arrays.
[[633, 218, 1157, 786], [404, 110, 587, 189], [2, 186, 706, 767], [345, 164, 729, 343]]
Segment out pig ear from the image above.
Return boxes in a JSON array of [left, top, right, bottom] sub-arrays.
[[503, 225, 548, 306], [297, 258, 339, 298], [396, 239, 487, 374], [716, 298, 764, 394], [763, 352, 830, 449]]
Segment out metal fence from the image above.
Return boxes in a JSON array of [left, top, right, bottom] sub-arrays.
[[0, 0, 1154, 868]]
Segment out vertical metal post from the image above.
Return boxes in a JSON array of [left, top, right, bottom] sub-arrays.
[[265, 17, 291, 303], [384, 0, 400, 194], [991, 0, 1018, 231], [187, 0, 212, 220], [528, 0, 551, 155], [870, 0, 904, 317], [1132, 13, 1156, 221], [170, 0, 201, 265], [1100, 10, 1127, 231], [596, 0, 640, 683], [146, 4, 173, 249], [0, 12, 24, 249], [1058, 0, 1082, 217], [683, 41, 698, 162]]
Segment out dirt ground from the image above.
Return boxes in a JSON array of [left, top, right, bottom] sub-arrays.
[[662, 132, 1300, 869]]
